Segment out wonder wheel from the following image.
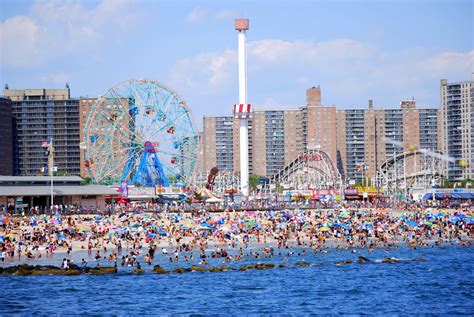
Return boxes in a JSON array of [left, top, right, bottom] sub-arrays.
[[82, 79, 198, 186]]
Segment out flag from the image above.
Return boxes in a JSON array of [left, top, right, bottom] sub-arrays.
[[41, 141, 50, 148], [40, 166, 48, 173]]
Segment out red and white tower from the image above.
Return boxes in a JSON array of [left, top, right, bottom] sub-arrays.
[[233, 18, 252, 197]]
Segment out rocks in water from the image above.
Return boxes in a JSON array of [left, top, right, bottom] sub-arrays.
[[87, 267, 118, 275], [334, 260, 353, 265], [239, 263, 275, 271], [357, 256, 370, 263], [278, 264, 285, 268], [2, 265, 83, 276], [189, 265, 209, 272], [382, 258, 400, 263], [256, 263, 275, 270], [172, 267, 188, 274], [294, 262, 311, 267], [412, 258, 427, 262], [152, 265, 169, 274], [209, 266, 223, 272], [31, 269, 80, 276], [133, 268, 144, 274], [220, 265, 234, 271]]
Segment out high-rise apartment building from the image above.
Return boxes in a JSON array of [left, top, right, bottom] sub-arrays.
[[3, 86, 81, 176], [0, 96, 13, 175], [439, 77, 473, 180], [343, 109, 366, 182], [200, 87, 441, 182], [202, 110, 302, 177]]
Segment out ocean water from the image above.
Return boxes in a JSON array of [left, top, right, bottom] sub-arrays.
[[1, 245, 473, 315]]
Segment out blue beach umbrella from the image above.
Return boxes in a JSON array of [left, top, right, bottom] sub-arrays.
[[406, 221, 418, 227], [157, 230, 167, 236]]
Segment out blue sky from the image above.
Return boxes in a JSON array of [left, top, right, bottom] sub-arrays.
[[1, 0, 472, 128]]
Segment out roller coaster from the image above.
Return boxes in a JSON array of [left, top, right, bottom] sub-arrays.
[[377, 149, 447, 195], [261, 148, 343, 193]]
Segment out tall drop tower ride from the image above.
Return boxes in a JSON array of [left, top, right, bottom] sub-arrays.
[[233, 18, 252, 197]]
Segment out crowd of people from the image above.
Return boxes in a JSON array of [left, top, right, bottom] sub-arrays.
[[0, 200, 472, 269]]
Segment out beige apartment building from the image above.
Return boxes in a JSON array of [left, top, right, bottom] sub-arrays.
[[438, 77, 474, 180], [200, 86, 440, 182]]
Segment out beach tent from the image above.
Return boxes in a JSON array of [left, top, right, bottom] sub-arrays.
[[206, 197, 223, 203]]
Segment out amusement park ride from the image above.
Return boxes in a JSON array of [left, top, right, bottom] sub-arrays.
[[82, 79, 198, 189]]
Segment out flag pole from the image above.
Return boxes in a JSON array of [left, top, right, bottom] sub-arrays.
[[49, 137, 54, 211]]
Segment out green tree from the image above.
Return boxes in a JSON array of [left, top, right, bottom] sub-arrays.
[[249, 174, 260, 192]]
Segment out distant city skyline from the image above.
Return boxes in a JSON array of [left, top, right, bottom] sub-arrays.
[[1, 0, 472, 125]]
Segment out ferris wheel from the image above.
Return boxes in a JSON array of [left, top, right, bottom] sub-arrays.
[[82, 79, 198, 187]]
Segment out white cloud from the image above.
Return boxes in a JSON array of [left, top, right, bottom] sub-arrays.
[[420, 51, 474, 76], [186, 6, 207, 24], [0, 16, 39, 67], [169, 38, 473, 108], [40, 73, 70, 84], [1, 0, 146, 68], [170, 49, 236, 94], [216, 9, 236, 20]]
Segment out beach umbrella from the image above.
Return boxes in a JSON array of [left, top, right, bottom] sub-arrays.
[[423, 221, 433, 226], [5, 233, 14, 238], [406, 221, 418, 227], [147, 233, 157, 239], [319, 227, 330, 232], [339, 211, 350, 217], [181, 225, 189, 230], [57, 234, 66, 239], [157, 229, 167, 236], [245, 220, 255, 226]]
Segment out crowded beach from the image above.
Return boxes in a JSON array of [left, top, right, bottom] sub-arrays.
[[0, 199, 472, 275]]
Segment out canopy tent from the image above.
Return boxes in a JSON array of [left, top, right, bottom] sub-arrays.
[[206, 197, 223, 203]]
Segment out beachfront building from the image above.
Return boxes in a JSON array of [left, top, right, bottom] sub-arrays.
[[202, 109, 302, 178], [200, 86, 441, 183], [438, 77, 474, 180], [3, 86, 81, 176], [0, 96, 13, 176], [0, 176, 119, 211]]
